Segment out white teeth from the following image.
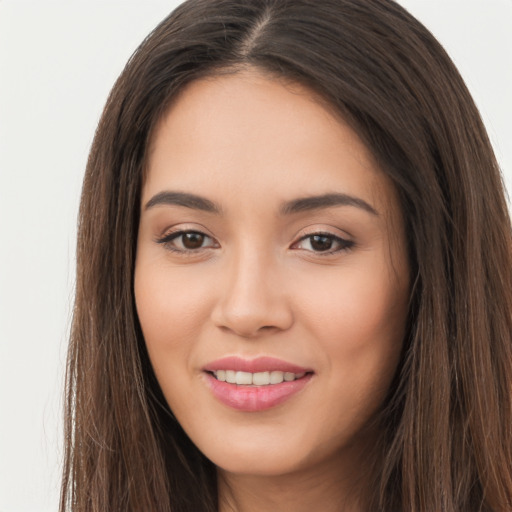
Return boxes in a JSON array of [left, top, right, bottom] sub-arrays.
[[235, 371, 253, 385], [270, 371, 284, 384], [252, 371, 270, 385], [212, 369, 306, 385]]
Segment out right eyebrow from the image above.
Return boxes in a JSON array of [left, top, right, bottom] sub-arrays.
[[144, 191, 222, 214]]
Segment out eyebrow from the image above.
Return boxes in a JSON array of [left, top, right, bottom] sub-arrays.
[[280, 193, 378, 216], [144, 191, 221, 213], [144, 190, 378, 216]]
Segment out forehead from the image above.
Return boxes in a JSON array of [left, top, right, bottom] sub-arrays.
[[144, 69, 397, 218]]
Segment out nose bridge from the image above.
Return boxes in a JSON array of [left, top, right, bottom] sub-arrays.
[[212, 239, 293, 337]]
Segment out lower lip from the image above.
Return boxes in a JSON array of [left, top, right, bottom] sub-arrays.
[[204, 372, 313, 412]]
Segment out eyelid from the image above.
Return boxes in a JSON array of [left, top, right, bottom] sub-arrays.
[[291, 229, 355, 255], [155, 225, 220, 253], [154, 224, 354, 255]]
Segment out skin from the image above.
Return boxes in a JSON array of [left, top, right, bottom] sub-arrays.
[[135, 69, 410, 512]]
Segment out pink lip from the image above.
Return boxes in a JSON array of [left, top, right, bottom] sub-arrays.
[[203, 356, 313, 412], [203, 356, 311, 374]]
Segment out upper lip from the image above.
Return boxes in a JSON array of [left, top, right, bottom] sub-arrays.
[[203, 356, 312, 374]]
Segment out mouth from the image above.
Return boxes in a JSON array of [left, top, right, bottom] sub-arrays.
[[203, 356, 314, 412]]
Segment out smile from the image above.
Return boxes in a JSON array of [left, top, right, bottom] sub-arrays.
[[203, 356, 313, 412], [211, 370, 306, 385]]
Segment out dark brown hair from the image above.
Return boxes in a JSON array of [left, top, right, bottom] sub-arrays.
[[61, 1, 512, 510]]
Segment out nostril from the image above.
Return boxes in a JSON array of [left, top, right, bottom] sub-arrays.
[[211, 297, 294, 335]]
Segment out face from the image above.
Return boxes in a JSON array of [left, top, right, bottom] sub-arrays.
[[135, 70, 409, 480]]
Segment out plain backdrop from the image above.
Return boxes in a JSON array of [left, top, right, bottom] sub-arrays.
[[0, 1, 511, 511]]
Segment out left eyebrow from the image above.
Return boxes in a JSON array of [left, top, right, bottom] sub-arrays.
[[279, 193, 379, 216]]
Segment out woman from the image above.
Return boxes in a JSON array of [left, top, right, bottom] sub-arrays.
[[61, 0, 512, 510]]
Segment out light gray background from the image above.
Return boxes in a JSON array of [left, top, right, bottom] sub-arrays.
[[0, 1, 511, 511]]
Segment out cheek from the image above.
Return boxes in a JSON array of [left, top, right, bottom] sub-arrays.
[[134, 261, 214, 428], [134, 261, 213, 379], [299, 258, 406, 342], [295, 259, 407, 395], [135, 261, 208, 335]]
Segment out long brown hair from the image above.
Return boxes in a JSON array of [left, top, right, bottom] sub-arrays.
[[61, 1, 512, 510]]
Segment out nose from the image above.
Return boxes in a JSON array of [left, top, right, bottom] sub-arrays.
[[211, 249, 294, 338]]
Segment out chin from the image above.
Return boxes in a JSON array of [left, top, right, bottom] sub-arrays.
[[190, 418, 357, 479], [210, 448, 308, 477]]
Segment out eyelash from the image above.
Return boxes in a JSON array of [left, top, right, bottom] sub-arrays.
[[292, 232, 355, 254], [156, 229, 355, 257], [156, 230, 218, 254]]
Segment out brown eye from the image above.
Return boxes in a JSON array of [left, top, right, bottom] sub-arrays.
[[181, 232, 206, 249], [157, 230, 218, 252], [309, 235, 334, 252], [293, 233, 354, 254]]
